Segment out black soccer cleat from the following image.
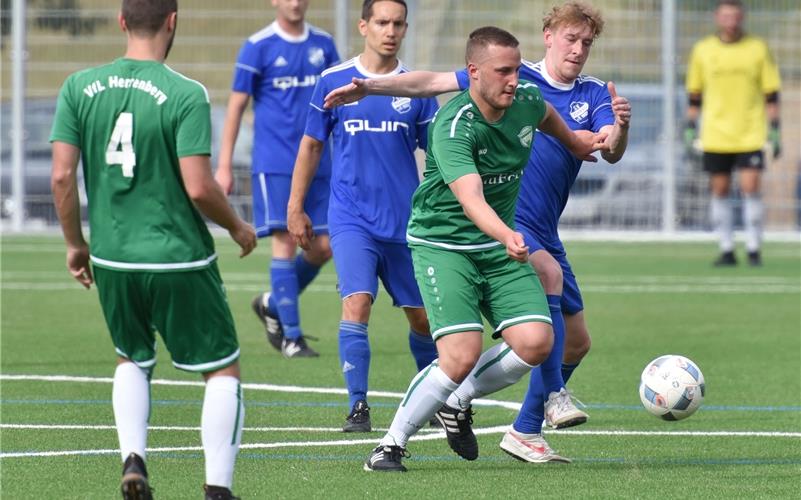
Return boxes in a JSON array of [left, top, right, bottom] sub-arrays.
[[251, 293, 284, 352], [363, 445, 410, 472], [747, 250, 762, 267], [713, 251, 737, 267], [343, 399, 372, 432], [204, 484, 240, 500], [120, 452, 153, 500], [434, 404, 478, 461], [281, 336, 319, 358]]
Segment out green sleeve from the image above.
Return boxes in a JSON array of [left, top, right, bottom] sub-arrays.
[[49, 75, 81, 146], [175, 89, 212, 158], [431, 108, 478, 184]]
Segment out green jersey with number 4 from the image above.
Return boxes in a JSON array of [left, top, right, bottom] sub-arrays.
[[406, 81, 546, 251], [50, 58, 215, 271]]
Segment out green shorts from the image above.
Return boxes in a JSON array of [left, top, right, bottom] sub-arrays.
[[410, 244, 551, 340], [93, 263, 239, 372]]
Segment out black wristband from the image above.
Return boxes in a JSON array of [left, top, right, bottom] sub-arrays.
[[685, 120, 697, 130]]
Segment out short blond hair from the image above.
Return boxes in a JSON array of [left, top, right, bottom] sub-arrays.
[[542, 1, 604, 38]]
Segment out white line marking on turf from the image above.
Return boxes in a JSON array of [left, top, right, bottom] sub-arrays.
[[2, 426, 799, 459], [0, 424, 441, 434]]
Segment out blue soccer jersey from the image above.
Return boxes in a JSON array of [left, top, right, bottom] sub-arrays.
[[232, 22, 339, 176], [304, 57, 438, 243], [457, 59, 614, 239]]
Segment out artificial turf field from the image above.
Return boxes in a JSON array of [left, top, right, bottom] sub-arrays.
[[1, 234, 799, 499]]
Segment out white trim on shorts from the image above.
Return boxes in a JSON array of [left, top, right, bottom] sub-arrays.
[[172, 349, 240, 373], [432, 322, 484, 339], [494, 314, 552, 333], [115, 348, 157, 369], [91, 253, 217, 271]]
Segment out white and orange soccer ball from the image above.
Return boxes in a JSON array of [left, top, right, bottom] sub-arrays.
[[639, 355, 705, 421]]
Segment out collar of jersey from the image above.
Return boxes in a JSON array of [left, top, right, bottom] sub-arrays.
[[271, 20, 309, 43], [354, 55, 403, 79], [535, 59, 575, 91]]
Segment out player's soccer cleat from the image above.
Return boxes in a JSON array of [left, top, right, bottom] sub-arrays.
[[120, 452, 153, 500], [747, 250, 762, 267], [343, 399, 372, 432], [499, 429, 572, 463], [363, 445, 410, 472], [251, 292, 284, 352], [434, 404, 478, 460], [544, 388, 588, 429], [713, 251, 737, 267], [281, 336, 319, 358], [203, 484, 240, 500]]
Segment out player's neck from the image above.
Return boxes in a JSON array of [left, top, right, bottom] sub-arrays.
[[469, 88, 505, 123], [124, 39, 167, 63], [358, 52, 400, 75], [276, 17, 305, 37], [718, 29, 743, 43]]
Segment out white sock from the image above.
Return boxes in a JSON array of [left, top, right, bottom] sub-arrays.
[[380, 364, 457, 448], [743, 194, 763, 252], [711, 196, 734, 252], [446, 342, 535, 410], [202, 376, 244, 489], [113, 362, 150, 462]]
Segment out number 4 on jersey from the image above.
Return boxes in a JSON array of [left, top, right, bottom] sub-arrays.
[[106, 112, 136, 177]]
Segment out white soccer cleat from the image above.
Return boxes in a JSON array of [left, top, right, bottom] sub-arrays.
[[544, 388, 588, 429], [499, 429, 571, 463]]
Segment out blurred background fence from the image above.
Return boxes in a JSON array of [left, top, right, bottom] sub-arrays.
[[2, 0, 800, 235]]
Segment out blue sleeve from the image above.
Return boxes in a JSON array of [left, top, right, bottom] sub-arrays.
[[415, 97, 439, 151], [232, 41, 261, 95], [303, 76, 333, 142], [455, 69, 469, 90], [590, 84, 614, 132]]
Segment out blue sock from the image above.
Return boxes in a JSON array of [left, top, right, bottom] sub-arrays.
[[338, 321, 370, 408], [562, 361, 580, 385], [408, 329, 438, 371], [513, 368, 544, 434], [270, 258, 301, 340], [267, 255, 321, 321], [540, 295, 566, 395]]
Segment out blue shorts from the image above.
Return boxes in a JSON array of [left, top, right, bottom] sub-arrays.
[[252, 173, 330, 237], [518, 223, 585, 315], [330, 226, 423, 308]]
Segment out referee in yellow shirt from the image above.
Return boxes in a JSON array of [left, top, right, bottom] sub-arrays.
[[684, 0, 781, 267]]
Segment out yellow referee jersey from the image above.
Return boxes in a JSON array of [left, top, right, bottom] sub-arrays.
[[686, 34, 781, 153]]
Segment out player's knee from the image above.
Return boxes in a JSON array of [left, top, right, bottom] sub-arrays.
[[532, 254, 563, 294], [564, 331, 591, 363], [514, 331, 554, 366], [406, 309, 430, 335], [438, 350, 480, 383], [305, 239, 333, 265], [342, 293, 372, 323]]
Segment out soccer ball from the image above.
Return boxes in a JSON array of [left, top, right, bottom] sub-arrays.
[[639, 354, 705, 421]]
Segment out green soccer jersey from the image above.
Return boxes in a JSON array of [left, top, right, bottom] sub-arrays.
[[406, 81, 546, 250], [50, 58, 216, 271]]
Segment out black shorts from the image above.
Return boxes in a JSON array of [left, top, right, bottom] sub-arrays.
[[702, 151, 764, 174]]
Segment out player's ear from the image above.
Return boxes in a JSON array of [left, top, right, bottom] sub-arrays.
[[118, 12, 127, 33], [358, 18, 368, 37], [166, 12, 177, 33], [543, 28, 553, 48]]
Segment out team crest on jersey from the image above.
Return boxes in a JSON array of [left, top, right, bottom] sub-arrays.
[[308, 47, 325, 66], [518, 125, 533, 148], [569, 101, 589, 123], [391, 96, 412, 114]]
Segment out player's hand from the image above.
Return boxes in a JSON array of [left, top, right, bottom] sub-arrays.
[[571, 130, 609, 162], [287, 209, 314, 250], [324, 77, 369, 109], [66, 243, 93, 289], [607, 81, 631, 129], [230, 221, 257, 258], [768, 122, 781, 159], [214, 164, 234, 195], [503, 231, 529, 263]]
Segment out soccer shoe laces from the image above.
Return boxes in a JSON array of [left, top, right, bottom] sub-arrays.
[[556, 388, 585, 412]]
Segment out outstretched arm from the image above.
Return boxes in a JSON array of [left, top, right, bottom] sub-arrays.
[[538, 103, 609, 162], [324, 71, 459, 108]]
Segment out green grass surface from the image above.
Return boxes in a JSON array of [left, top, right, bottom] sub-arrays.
[[2, 235, 800, 499]]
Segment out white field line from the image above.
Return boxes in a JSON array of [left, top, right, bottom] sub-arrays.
[[2, 425, 799, 459], [0, 374, 524, 410]]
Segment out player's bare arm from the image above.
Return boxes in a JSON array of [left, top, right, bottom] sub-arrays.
[[51, 141, 93, 289], [538, 102, 608, 161], [599, 81, 631, 163], [287, 135, 325, 250], [449, 173, 528, 262], [323, 71, 458, 108], [180, 154, 256, 257], [215, 91, 250, 194]]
